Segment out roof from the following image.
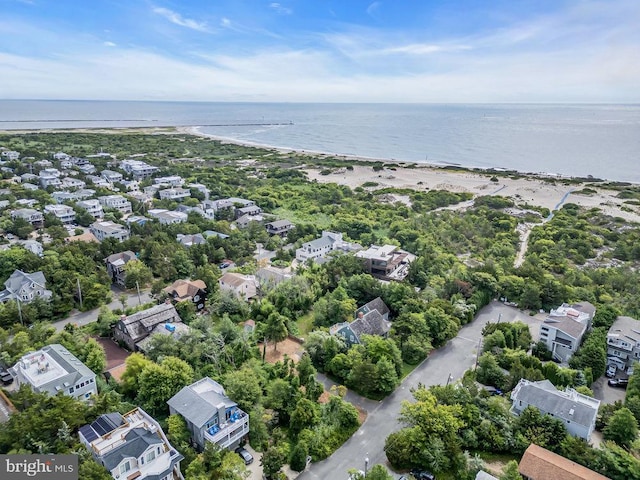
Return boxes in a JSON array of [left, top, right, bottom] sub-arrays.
[[219, 272, 253, 288], [357, 297, 390, 318], [162, 279, 207, 302], [475, 472, 499, 480], [102, 427, 163, 470], [608, 316, 640, 342], [511, 380, 600, 428], [65, 232, 99, 243], [350, 310, 391, 339], [543, 315, 587, 340], [302, 236, 334, 250], [0, 270, 51, 302], [105, 251, 137, 267], [167, 377, 237, 428], [518, 444, 610, 480], [118, 303, 181, 342], [266, 219, 293, 228]]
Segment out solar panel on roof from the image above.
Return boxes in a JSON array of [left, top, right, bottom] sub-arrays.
[[79, 425, 98, 443], [92, 416, 116, 436]]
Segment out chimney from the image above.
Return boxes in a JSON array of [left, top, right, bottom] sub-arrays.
[[357, 311, 364, 319]]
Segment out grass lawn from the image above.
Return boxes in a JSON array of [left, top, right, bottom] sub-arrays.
[[295, 311, 315, 338], [400, 362, 418, 380]]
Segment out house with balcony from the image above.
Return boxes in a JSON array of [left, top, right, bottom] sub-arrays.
[[168, 377, 249, 451], [98, 195, 132, 214], [77, 199, 104, 218], [21, 240, 44, 257], [11, 208, 44, 227], [105, 251, 137, 288], [148, 209, 188, 225], [101, 169, 124, 184], [356, 244, 416, 281], [79, 407, 184, 480], [39, 169, 62, 189], [265, 219, 295, 237], [120, 160, 159, 180], [158, 188, 191, 201], [87, 175, 110, 187], [607, 316, 640, 374], [0, 269, 52, 303], [90, 221, 130, 243], [1, 150, 20, 161], [44, 204, 76, 224], [539, 302, 595, 363], [235, 204, 262, 219], [78, 164, 97, 174], [20, 173, 39, 184], [11, 344, 97, 400], [510, 379, 600, 441], [53, 152, 70, 161], [154, 176, 184, 187], [61, 177, 86, 190], [218, 273, 259, 301], [113, 303, 184, 351]]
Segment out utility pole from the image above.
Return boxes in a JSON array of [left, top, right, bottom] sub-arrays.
[[136, 281, 142, 305], [77, 278, 83, 310], [475, 337, 482, 369]]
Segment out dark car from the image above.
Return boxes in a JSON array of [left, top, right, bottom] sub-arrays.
[[235, 447, 253, 465], [410, 470, 436, 480], [608, 378, 629, 388], [0, 371, 13, 385]]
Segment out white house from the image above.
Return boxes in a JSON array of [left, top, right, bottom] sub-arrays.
[[12, 344, 97, 401], [218, 272, 259, 301], [295, 231, 361, 263], [356, 244, 415, 280], [90, 221, 130, 242], [76, 199, 104, 218], [101, 169, 124, 184], [11, 208, 44, 226], [79, 408, 184, 480], [148, 209, 188, 225], [607, 316, 640, 374], [120, 160, 159, 180], [158, 188, 191, 201], [44, 204, 76, 224], [154, 175, 184, 187], [539, 302, 595, 363], [98, 195, 132, 214]]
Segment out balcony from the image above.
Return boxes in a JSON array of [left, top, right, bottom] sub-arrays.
[[204, 411, 249, 449]]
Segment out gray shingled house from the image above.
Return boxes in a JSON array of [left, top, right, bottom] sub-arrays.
[[113, 303, 183, 351], [0, 269, 52, 303], [329, 297, 391, 347]]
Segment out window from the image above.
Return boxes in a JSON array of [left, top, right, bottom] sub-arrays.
[[119, 461, 131, 475], [69, 388, 74, 393], [146, 450, 156, 462]]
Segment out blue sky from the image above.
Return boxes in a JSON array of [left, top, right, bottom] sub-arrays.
[[1, 0, 638, 102]]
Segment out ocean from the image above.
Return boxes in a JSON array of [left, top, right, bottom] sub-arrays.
[[0, 100, 638, 183]]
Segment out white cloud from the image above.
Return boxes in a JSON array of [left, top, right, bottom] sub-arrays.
[[152, 7, 209, 33], [269, 3, 292, 15], [103, 41, 116, 47], [380, 43, 471, 55], [366, 2, 381, 18]]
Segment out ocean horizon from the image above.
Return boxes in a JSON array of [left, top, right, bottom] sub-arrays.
[[1, 100, 639, 183]]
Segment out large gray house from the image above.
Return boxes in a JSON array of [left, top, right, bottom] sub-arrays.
[[113, 303, 183, 351], [606, 315, 640, 374], [538, 302, 595, 363], [167, 377, 249, 451], [510, 379, 600, 441], [330, 297, 391, 347], [0, 269, 52, 303]]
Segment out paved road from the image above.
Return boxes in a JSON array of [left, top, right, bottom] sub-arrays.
[[299, 302, 533, 479], [52, 285, 153, 332]]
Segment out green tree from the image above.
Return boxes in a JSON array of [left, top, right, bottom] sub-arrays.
[[138, 356, 194, 415], [365, 465, 394, 480], [120, 353, 153, 397], [289, 442, 309, 472], [261, 446, 286, 479], [82, 338, 106, 374], [265, 312, 289, 352], [603, 407, 639, 448], [223, 367, 264, 412], [290, 397, 321, 434], [123, 259, 153, 289], [499, 460, 522, 480]]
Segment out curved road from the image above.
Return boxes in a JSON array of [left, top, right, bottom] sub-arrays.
[[299, 302, 535, 479]]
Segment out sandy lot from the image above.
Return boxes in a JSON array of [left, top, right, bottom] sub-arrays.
[[259, 338, 305, 364]]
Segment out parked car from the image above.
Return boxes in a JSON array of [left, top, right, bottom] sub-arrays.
[[0, 370, 13, 385], [410, 470, 436, 480], [235, 447, 253, 465], [608, 378, 629, 388], [606, 364, 617, 378]]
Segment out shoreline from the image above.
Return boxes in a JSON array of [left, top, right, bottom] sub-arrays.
[[2, 125, 639, 223]]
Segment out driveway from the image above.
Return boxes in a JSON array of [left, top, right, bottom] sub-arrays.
[[298, 302, 534, 479], [51, 285, 153, 332]]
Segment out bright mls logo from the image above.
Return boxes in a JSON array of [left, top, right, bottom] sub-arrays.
[[0, 455, 78, 480]]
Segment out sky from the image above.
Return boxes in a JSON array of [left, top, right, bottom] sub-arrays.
[[1, 0, 639, 103]]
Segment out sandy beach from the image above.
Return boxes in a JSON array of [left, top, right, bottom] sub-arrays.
[[179, 126, 640, 224]]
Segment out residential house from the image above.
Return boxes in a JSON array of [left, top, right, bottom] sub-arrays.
[[148, 209, 188, 225], [218, 272, 259, 301], [144, 185, 160, 196], [539, 302, 596, 363], [154, 176, 184, 187], [235, 213, 263, 229], [66, 231, 99, 244], [128, 191, 153, 204], [0, 269, 52, 303], [167, 377, 249, 451], [77, 164, 97, 174], [1, 150, 20, 161], [510, 379, 600, 441], [11, 344, 97, 400], [330, 297, 392, 347], [101, 169, 124, 184], [176, 233, 206, 247], [236, 204, 262, 219], [53, 152, 70, 161], [188, 183, 209, 195], [35, 159, 52, 168], [44, 204, 76, 224], [475, 472, 498, 480], [295, 231, 361, 263], [105, 251, 137, 288], [265, 219, 295, 237], [208, 198, 234, 212], [90, 221, 130, 243], [256, 266, 294, 288], [61, 177, 86, 190], [79, 407, 184, 480], [22, 183, 39, 192], [203, 230, 229, 240], [39, 168, 62, 189], [175, 204, 214, 220], [121, 180, 140, 191], [77, 199, 104, 218], [15, 199, 38, 207], [163, 279, 207, 311], [356, 244, 416, 281], [20, 173, 39, 184], [606, 315, 640, 374], [74, 188, 96, 200], [98, 195, 132, 214], [159, 188, 191, 201], [59, 159, 73, 169], [86, 175, 110, 187], [11, 208, 44, 227], [126, 216, 150, 227], [21, 240, 43, 257], [120, 160, 159, 180], [113, 303, 183, 351], [518, 444, 608, 480]]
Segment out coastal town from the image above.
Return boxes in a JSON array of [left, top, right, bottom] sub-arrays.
[[0, 130, 638, 480]]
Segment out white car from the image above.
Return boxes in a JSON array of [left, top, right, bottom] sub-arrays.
[[606, 364, 617, 378]]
